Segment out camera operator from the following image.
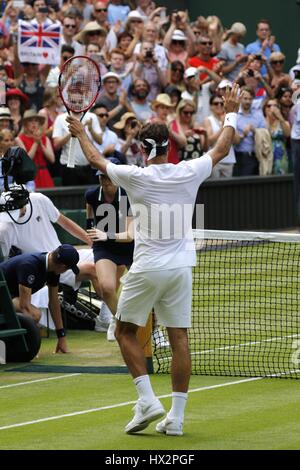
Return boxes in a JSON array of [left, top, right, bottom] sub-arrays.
[[0, 244, 80, 353], [133, 41, 167, 102]]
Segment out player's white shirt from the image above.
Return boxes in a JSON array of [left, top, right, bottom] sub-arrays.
[[107, 154, 212, 273], [53, 112, 102, 166]]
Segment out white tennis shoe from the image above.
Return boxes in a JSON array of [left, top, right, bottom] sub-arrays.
[[107, 316, 117, 341], [125, 398, 165, 434], [156, 415, 183, 436]]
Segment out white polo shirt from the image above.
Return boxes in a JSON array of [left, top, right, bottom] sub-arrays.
[[53, 112, 102, 166], [107, 154, 212, 272]]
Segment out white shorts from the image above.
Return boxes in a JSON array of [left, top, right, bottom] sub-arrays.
[[116, 267, 192, 328]]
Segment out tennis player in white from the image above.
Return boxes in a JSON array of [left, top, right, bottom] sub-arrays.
[[67, 85, 242, 436]]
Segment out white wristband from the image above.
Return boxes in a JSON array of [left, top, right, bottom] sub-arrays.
[[223, 113, 237, 131]]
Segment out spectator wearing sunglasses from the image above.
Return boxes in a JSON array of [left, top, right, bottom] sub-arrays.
[[203, 94, 238, 178], [93, 1, 109, 31], [267, 52, 292, 95], [92, 104, 121, 157], [188, 35, 220, 81], [61, 16, 85, 56], [167, 61, 186, 92]]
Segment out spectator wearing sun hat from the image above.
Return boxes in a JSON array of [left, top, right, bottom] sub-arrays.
[[97, 71, 133, 130], [0, 107, 13, 132], [114, 112, 144, 166], [163, 10, 197, 66], [16, 110, 55, 189], [218, 22, 248, 82], [6, 88, 29, 135], [74, 21, 107, 48], [151, 94, 186, 165]]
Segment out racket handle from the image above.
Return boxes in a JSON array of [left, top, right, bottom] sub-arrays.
[[67, 136, 76, 168]]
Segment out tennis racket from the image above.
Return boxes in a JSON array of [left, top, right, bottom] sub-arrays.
[[58, 55, 102, 168]]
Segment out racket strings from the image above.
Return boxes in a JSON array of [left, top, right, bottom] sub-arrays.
[[59, 57, 101, 113]]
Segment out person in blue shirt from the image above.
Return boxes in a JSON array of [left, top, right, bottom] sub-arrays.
[[0, 244, 80, 353], [234, 86, 266, 176], [246, 20, 280, 76]]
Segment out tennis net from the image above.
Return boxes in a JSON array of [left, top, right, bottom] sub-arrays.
[[153, 230, 300, 379]]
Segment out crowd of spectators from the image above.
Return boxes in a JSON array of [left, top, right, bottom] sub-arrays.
[[0, 0, 300, 190]]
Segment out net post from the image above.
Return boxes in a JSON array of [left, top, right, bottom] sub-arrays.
[[137, 313, 154, 374]]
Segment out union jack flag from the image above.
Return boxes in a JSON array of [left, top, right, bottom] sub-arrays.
[[19, 21, 61, 48]]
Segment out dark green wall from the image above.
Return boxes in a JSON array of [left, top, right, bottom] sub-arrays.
[[163, 0, 300, 69]]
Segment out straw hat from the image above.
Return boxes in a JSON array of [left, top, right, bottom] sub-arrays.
[[22, 109, 45, 125], [151, 94, 174, 111], [75, 21, 107, 44], [0, 107, 13, 121], [114, 112, 137, 130], [6, 88, 29, 107]]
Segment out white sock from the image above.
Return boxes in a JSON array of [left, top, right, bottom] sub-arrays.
[[133, 375, 156, 403], [168, 392, 188, 420]]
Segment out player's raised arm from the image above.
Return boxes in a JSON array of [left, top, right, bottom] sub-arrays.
[[209, 84, 242, 167], [66, 116, 109, 175]]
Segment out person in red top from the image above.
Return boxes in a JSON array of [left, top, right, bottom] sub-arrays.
[[16, 110, 55, 189], [188, 35, 219, 81]]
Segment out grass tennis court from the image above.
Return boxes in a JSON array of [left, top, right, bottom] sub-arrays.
[[1, 331, 300, 450]]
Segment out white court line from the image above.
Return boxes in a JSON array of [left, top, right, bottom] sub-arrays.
[[0, 374, 82, 390], [0, 376, 263, 432]]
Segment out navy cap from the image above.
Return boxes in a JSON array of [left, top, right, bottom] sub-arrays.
[[54, 244, 80, 275], [96, 156, 121, 176]]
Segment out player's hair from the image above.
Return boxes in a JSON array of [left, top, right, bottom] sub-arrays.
[[139, 123, 169, 158], [61, 44, 75, 56]]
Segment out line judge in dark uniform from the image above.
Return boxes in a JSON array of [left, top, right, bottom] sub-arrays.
[[0, 244, 80, 353]]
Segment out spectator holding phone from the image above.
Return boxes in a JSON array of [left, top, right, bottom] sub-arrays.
[[133, 41, 167, 101], [134, 21, 168, 71], [163, 10, 196, 66], [218, 22, 248, 82], [246, 20, 281, 76]]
